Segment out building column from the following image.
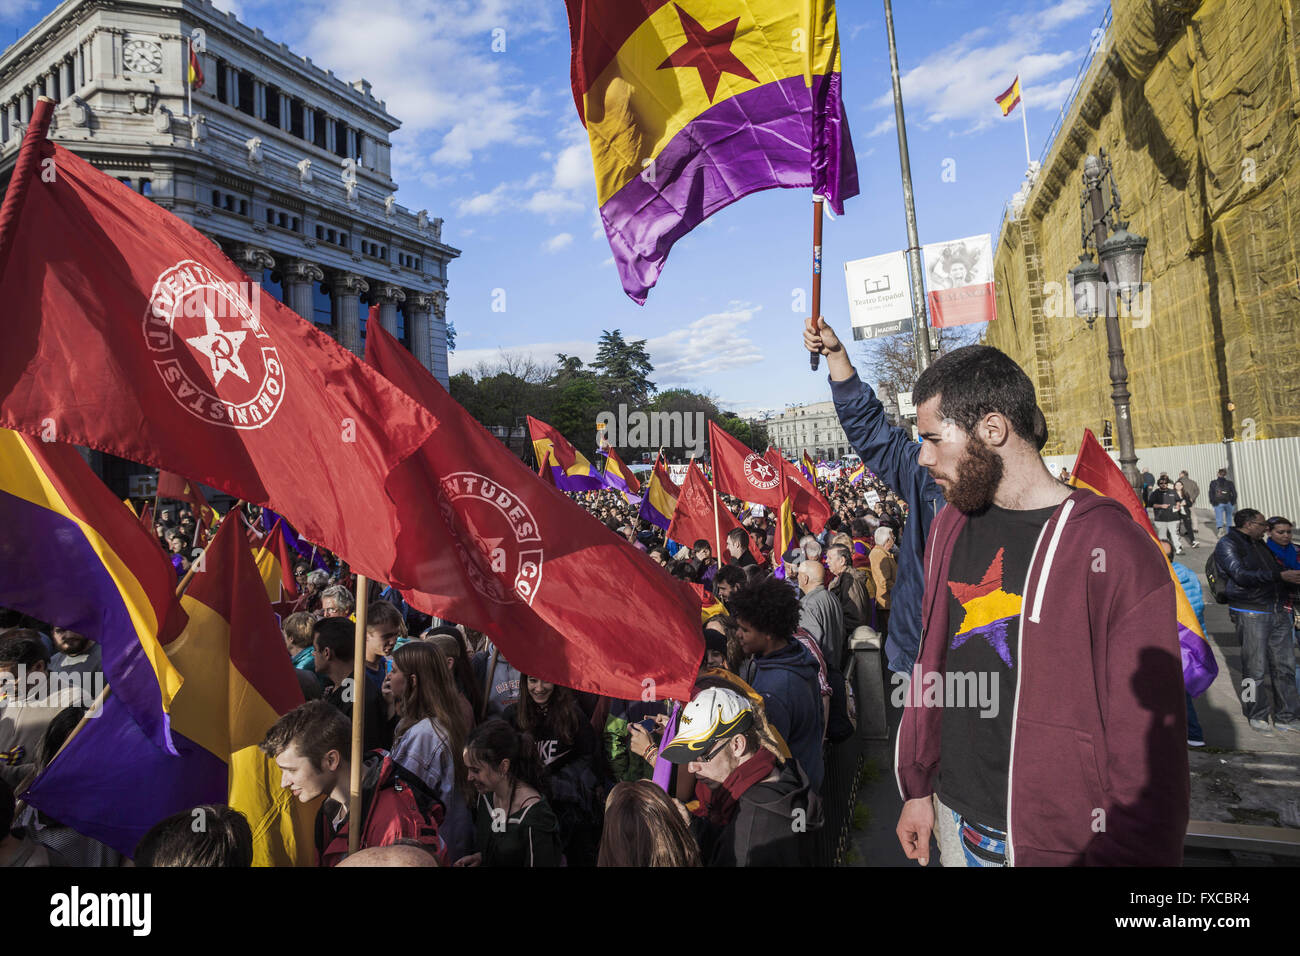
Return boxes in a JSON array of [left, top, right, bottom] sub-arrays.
[[331, 272, 368, 355], [282, 259, 324, 322], [231, 244, 275, 283], [407, 292, 435, 379], [372, 283, 406, 336], [278, 93, 292, 131]]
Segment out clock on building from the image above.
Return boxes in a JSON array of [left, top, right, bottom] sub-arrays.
[[123, 39, 163, 74]]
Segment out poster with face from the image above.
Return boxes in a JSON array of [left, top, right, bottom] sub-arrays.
[[921, 234, 997, 327]]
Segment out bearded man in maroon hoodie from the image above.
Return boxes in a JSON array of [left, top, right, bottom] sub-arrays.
[[893, 346, 1188, 867]]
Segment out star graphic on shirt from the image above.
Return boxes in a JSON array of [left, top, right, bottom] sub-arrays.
[[657, 4, 758, 102], [186, 305, 250, 387], [947, 548, 1022, 668]]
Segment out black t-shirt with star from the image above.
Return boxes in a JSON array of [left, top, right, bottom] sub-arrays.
[[936, 503, 1055, 829]]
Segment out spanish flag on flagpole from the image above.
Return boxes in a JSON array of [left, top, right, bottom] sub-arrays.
[[995, 74, 1032, 166], [995, 75, 1021, 115]]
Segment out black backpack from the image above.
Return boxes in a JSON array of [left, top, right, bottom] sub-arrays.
[[1205, 553, 1229, 604]]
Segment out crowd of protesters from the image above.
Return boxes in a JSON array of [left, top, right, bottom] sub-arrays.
[[4, 320, 1299, 868], [0, 462, 906, 868]]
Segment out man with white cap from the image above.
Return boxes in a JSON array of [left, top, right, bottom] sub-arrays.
[[660, 686, 821, 866]]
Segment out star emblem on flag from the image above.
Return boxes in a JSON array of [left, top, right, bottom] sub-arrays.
[[186, 304, 250, 386], [749, 458, 774, 481], [658, 4, 758, 102]]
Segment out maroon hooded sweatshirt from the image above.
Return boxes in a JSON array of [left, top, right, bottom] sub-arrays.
[[895, 488, 1189, 865]]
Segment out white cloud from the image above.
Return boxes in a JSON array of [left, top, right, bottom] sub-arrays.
[[542, 232, 574, 253], [646, 305, 765, 383], [455, 183, 511, 217], [285, 0, 556, 168], [863, 0, 1103, 138], [0, 0, 38, 21], [525, 190, 584, 216]]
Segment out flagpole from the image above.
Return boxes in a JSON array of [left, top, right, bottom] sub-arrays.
[[185, 35, 192, 123], [808, 197, 823, 372], [1020, 82, 1032, 168], [883, 0, 934, 377], [347, 574, 370, 856]]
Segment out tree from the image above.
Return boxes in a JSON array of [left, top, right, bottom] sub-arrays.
[[856, 326, 981, 414], [591, 329, 655, 407]]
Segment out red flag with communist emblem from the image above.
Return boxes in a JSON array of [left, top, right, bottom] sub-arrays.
[[0, 100, 435, 583], [765, 447, 831, 534], [365, 322, 703, 702], [708, 420, 784, 509]]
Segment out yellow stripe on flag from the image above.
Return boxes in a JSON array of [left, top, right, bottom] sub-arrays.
[[584, 0, 842, 204]]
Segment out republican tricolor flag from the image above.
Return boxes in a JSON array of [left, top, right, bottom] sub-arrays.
[[529, 415, 605, 492], [567, 0, 858, 302], [638, 454, 679, 531], [1068, 429, 1218, 696]]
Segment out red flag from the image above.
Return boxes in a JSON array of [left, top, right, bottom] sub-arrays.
[[0, 101, 435, 582], [255, 520, 302, 625], [708, 420, 784, 509], [365, 322, 703, 702], [668, 461, 753, 561], [139, 499, 155, 530], [1069, 429, 1157, 536], [765, 447, 831, 534]]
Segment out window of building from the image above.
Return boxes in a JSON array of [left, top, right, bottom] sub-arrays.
[[289, 98, 303, 139], [338, 231, 347, 246], [140, 179, 151, 197], [312, 282, 332, 326], [259, 267, 284, 305], [292, 216, 301, 232], [333, 121, 349, 159], [215, 60, 230, 105], [236, 71, 254, 116], [311, 108, 327, 149], [238, 199, 248, 216], [265, 86, 280, 128]]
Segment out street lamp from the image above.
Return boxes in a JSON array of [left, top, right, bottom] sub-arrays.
[[1064, 147, 1148, 490]]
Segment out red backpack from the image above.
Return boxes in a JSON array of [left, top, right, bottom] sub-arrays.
[[316, 752, 446, 866]]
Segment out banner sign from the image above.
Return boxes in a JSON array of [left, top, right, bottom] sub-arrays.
[[921, 233, 997, 328], [844, 250, 914, 340]]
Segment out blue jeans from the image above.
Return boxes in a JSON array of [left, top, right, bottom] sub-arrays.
[[1186, 692, 1204, 742], [1215, 503, 1236, 531], [1232, 608, 1300, 722]]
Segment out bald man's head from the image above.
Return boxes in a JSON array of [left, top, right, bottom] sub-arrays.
[[337, 843, 439, 867], [797, 559, 825, 594]]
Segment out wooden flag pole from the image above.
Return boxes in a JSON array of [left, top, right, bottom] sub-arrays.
[[347, 574, 370, 856], [809, 197, 824, 372]]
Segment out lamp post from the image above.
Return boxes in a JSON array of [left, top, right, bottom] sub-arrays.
[[1065, 147, 1148, 491]]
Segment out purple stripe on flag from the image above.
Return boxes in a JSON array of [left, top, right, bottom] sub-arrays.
[[601, 72, 858, 303], [548, 464, 605, 492], [1179, 622, 1218, 698], [652, 702, 682, 793], [638, 497, 672, 531], [0, 489, 176, 754], [22, 692, 225, 858]]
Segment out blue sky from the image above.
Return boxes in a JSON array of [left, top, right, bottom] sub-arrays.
[[3, 0, 1109, 416]]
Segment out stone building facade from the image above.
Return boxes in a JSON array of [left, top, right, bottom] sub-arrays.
[[0, 0, 458, 391], [765, 400, 852, 461], [987, 0, 1299, 456]]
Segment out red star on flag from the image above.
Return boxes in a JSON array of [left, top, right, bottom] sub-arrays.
[[658, 4, 758, 102]]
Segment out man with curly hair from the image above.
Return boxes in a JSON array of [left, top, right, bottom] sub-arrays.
[[728, 578, 825, 792]]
